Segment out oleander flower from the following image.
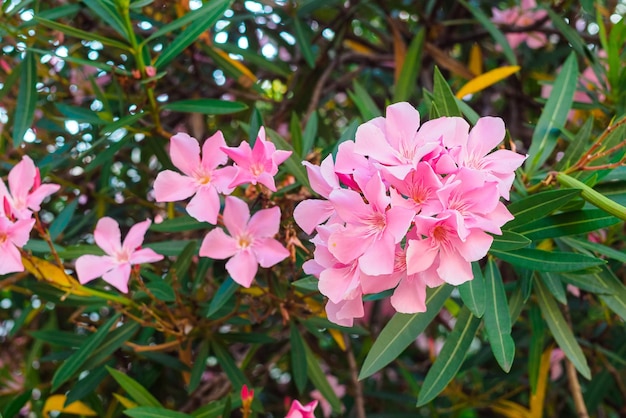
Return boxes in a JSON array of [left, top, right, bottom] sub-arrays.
[[75, 217, 163, 292], [491, 0, 548, 49], [285, 400, 319, 418], [0, 216, 35, 275]]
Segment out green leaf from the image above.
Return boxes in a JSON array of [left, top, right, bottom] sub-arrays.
[[154, 0, 232, 69], [291, 276, 318, 292], [101, 112, 146, 135], [56, 103, 107, 125], [433, 66, 461, 117], [211, 340, 249, 390], [65, 364, 110, 405], [528, 306, 545, 394], [515, 209, 620, 241], [393, 28, 425, 102], [416, 307, 481, 406], [290, 323, 308, 393], [13, 51, 37, 147], [188, 341, 210, 394], [265, 128, 310, 189], [145, 281, 176, 302], [302, 111, 318, 157], [161, 99, 247, 115], [3, 390, 31, 418], [49, 200, 79, 241], [458, 0, 517, 65], [33, 17, 130, 50], [547, 9, 593, 62], [146, 0, 229, 42], [540, 272, 567, 304], [82, 0, 129, 40], [107, 366, 162, 407], [164, 240, 197, 284], [359, 285, 452, 379], [525, 52, 578, 175], [556, 117, 594, 171], [348, 80, 381, 121], [592, 267, 626, 322], [205, 278, 239, 318], [484, 259, 515, 372], [458, 262, 486, 318], [124, 407, 193, 418], [558, 272, 613, 295], [506, 188, 581, 229], [150, 216, 210, 232], [218, 43, 291, 77], [87, 322, 141, 367], [30, 330, 84, 347], [290, 113, 304, 157], [561, 237, 626, 264], [489, 230, 531, 251], [144, 240, 198, 257], [51, 313, 121, 391], [491, 248, 605, 272], [191, 400, 225, 418], [534, 277, 591, 379], [304, 340, 342, 413], [293, 17, 316, 68]]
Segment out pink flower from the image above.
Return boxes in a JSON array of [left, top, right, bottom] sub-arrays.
[[0, 156, 60, 220], [285, 400, 319, 418], [199, 196, 289, 287], [221, 127, 292, 191], [492, 0, 548, 49], [0, 216, 35, 275], [153, 132, 236, 224], [75, 217, 164, 293], [310, 375, 345, 417]]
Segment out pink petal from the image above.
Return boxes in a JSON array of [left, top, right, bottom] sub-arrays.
[[170, 133, 201, 176], [153, 170, 197, 202], [385, 206, 416, 243], [359, 233, 395, 276], [247, 206, 281, 238], [325, 297, 364, 327], [384, 102, 421, 149], [436, 249, 473, 285], [102, 263, 132, 293], [0, 242, 24, 274], [122, 219, 151, 253], [200, 131, 228, 170], [406, 238, 438, 275], [227, 168, 255, 190], [354, 123, 397, 166], [468, 117, 506, 157], [75, 254, 117, 284], [222, 141, 253, 168], [199, 228, 238, 259], [8, 156, 36, 206], [26, 184, 60, 212], [456, 229, 493, 261], [226, 250, 258, 287], [212, 166, 238, 194], [253, 238, 289, 267], [318, 263, 361, 303], [94, 217, 122, 255], [186, 186, 221, 224], [129, 248, 163, 265], [391, 275, 428, 313], [328, 188, 370, 224], [222, 196, 250, 237], [273, 149, 292, 166], [293, 200, 335, 234], [9, 218, 35, 247], [328, 226, 373, 265], [255, 172, 277, 191]]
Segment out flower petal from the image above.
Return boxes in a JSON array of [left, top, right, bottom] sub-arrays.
[[170, 133, 201, 176], [226, 250, 258, 287], [199, 228, 238, 259], [247, 206, 281, 238], [0, 242, 24, 274], [75, 254, 117, 284], [26, 184, 60, 212], [391, 275, 427, 313], [293, 199, 335, 234], [222, 196, 250, 237], [186, 185, 221, 224], [8, 156, 36, 205], [102, 263, 132, 293], [153, 170, 198, 202], [94, 217, 122, 255], [122, 219, 151, 253], [129, 248, 163, 265], [253, 237, 289, 268], [200, 131, 228, 170]]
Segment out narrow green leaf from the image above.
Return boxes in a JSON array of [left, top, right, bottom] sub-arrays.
[[302, 111, 318, 157], [155, 0, 232, 70], [101, 112, 146, 135], [393, 28, 425, 102], [433, 66, 461, 117], [219, 43, 291, 77], [211, 340, 248, 390], [30, 330, 83, 347], [556, 117, 594, 171], [28, 47, 132, 76], [515, 209, 620, 241], [525, 52, 578, 174], [51, 313, 121, 391], [164, 241, 197, 283], [291, 276, 318, 292], [293, 17, 316, 68], [534, 277, 591, 379], [49, 200, 79, 241], [162, 99, 247, 115], [265, 128, 310, 189], [83, 0, 129, 40], [489, 230, 531, 251], [65, 364, 110, 405], [304, 341, 342, 413], [484, 259, 515, 372], [458, 262, 486, 318], [145, 281, 176, 302], [458, 0, 517, 65], [540, 272, 567, 304], [33, 17, 129, 50], [506, 189, 581, 229], [145, 240, 198, 257], [547, 9, 593, 62], [2, 391, 31, 418], [150, 216, 209, 233], [528, 306, 545, 394], [348, 80, 381, 121], [205, 278, 239, 318], [188, 341, 210, 394], [13, 51, 37, 147], [593, 267, 626, 322], [491, 248, 605, 272], [147, 0, 229, 42], [558, 272, 613, 295], [191, 400, 225, 418], [124, 407, 193, 418], [107, 366, 162, 407], [562, 237, 626, 264], [290, 323, 308, 393], [416, 307, 481, 406], [290, 112, 304, 157], [88, 322, 141, 367], [359, 285, 452, 379]]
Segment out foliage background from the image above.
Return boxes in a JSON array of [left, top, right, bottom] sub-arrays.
[[1, 0, 626, 417]]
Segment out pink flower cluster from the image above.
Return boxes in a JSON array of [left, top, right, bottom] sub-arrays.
[[295, 102, 526, 326], [491, 0, 548, 50], [0, 156, 59, 274]]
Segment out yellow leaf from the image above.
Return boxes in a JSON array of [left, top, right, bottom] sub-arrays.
[[456, 65, 521, 99], [22, 256, 91, 296], [342, 39, 377, 56], [42, 395, 97, 417], [239, 285, 264, 297], [468, 44, 483, 76], [212, 47, 257, 88], [113, 393, 138, 409], [529, 347, 553, 418], [391, 24, 407, 84], [328, 328, 347, 351], [490, 399, 530, 418]]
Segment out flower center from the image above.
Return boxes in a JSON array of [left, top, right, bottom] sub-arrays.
[[194, 169, 212, 185], [250, 163, 265, 177], [0, 232, 7, 245], [411, 185, 428, 205], [366, 211, 386, 234], [237, 234, 253, 249], [114, 250, 131, 263], [431, 225, 449, 245]]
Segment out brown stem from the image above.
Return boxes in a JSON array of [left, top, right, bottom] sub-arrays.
[[346, 338, 365, 418]]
